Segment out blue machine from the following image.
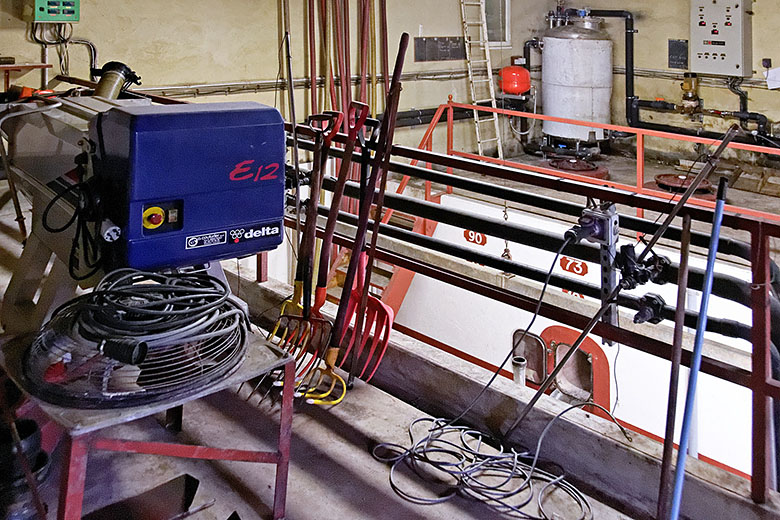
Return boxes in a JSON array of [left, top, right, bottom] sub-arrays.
[[91, 102, 286, 270]]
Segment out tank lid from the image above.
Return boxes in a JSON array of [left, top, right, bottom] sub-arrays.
[[544, 18, 609, 40]]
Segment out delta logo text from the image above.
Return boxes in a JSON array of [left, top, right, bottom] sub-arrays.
[[229, 225, 281, 244]]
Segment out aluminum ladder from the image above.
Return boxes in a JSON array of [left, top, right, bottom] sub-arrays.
[[459, 0, 503, 159]]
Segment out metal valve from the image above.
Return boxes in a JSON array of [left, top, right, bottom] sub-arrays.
[[633, 293, 666, 324]]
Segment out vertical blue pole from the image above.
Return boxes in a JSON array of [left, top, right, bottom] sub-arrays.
[[669, 177, 729, 520]]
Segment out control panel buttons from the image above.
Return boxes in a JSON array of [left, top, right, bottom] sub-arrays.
[[143, 206, 166, 230]]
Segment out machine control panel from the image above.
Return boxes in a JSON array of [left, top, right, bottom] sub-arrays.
[[690, 0, 752, 76], [142, 201, 183, 234], [29, 0, 80, 23]]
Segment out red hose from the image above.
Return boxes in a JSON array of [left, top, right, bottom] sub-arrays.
[[358, 0, 370, 103], [308, 0, 318, 114], [379, 0, 389, 98]]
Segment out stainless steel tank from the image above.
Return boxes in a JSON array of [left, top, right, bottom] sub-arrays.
[[541, 17, 613, 142]]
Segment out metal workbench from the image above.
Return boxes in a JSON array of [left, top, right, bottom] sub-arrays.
[[0, 332, 294, 520]]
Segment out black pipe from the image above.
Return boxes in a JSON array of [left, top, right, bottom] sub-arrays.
[[523, 38, 541, 72], [322, 173, 777, 321], [392, 103, 490, 128], [630, 99, 779, 147], [309, 196, 761, 346], [635, 100, 771, 137], [297, 133, 780, 295]]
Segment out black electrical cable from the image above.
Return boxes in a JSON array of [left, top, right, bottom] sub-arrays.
[[40, 172, 102, 281], [373, 402, 631, 518], [23, 268, 250, 408], [434, 236, 573, 431]]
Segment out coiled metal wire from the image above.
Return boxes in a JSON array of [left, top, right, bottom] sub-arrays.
[[22, 269, 249, 408]]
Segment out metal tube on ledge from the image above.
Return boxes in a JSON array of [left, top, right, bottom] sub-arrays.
[[512, 356, 527, 386]]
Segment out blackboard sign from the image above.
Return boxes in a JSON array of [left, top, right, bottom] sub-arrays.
[[414, 37, 466, 62], [668, 39, 689, 70]]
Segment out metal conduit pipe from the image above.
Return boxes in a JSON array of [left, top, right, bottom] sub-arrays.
[[309, 194, 762, 346], [320, 171, 780, 329], [313, 135, 770, 269]]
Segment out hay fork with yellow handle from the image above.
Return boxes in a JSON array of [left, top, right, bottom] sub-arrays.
[[267, 111, 342, 361]]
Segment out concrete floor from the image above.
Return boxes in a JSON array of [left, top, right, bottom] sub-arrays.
[[0, 183, 634, 518], [32, 378, 632, 519]]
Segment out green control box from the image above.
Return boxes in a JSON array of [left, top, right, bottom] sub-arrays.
[[32, 0, 80, 23]]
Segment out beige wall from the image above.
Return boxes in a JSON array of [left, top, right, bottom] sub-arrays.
[[0, 0, 476, 150], [0, 1, 778, 155]]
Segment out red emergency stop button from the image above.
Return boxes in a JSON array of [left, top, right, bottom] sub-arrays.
[[143, 206, 166, 230]]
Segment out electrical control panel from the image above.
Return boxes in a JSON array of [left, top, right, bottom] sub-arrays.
[[690, 1, 751, 76], [31, 0, 80, 23]]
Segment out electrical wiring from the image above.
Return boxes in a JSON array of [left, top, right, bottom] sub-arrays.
[[435, 236, 573, 431], [30, 22, 98, 80], [41, 171, 102, 281], [372, 402, 630, 518], [23, 268, 250, 408]]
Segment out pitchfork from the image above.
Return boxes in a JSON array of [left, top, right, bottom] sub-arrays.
[[281, 102, 371, 402], [267, 111, 342, 375], [334, 35, 408, 388]]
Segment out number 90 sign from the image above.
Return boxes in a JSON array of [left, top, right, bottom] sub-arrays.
[[463, 230, 487, 246]]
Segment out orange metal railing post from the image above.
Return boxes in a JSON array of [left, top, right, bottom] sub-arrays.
[[446, 98, 454, 187], [636, 133, 645, 219]]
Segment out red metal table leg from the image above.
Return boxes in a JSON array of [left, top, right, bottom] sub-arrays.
[[58, 435, 90, 520], [272, 359, 294, 519]]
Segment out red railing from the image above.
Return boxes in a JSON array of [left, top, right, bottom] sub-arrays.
[[382, 98, 780, 502]]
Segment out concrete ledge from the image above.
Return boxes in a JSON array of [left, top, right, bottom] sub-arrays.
[[225, 268, 780, 520]]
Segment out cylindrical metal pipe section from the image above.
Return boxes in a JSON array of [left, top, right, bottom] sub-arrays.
[[512, 356, 527, 386], [93, 62, 139, 100]]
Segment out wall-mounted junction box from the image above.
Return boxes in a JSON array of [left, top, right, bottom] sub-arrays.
[[690, 0, 751, 76], [30, 0, 80, 23]]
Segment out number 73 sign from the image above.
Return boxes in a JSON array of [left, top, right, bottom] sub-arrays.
[[560, 256, 588, 276]]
